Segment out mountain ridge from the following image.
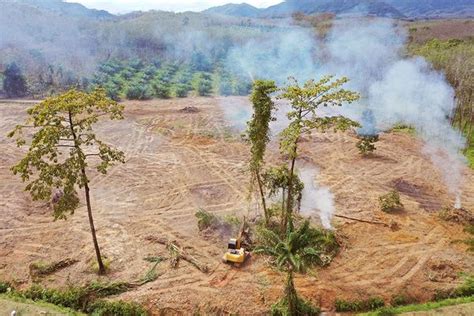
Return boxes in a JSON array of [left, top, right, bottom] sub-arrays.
[[0, 0, 113, 19], [204, 0, 474, 19]]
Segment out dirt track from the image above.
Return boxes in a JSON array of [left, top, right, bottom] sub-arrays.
[[0, 97, 473, 314]]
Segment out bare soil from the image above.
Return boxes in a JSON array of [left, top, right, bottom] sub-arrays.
[[0, 97, 473, 315]]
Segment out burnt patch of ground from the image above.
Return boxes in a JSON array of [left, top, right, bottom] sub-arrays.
[[392, 178, 443, 212]]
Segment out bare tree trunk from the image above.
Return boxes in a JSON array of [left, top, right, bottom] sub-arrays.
[[68, 110, 105, 275], [281, 189, 286, 218], [286, 267, 298, 315], [283, 150, 297, 233], [82, 169, 106, 275], [256, 171, 269, 225]]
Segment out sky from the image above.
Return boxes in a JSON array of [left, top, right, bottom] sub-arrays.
[[67, 0, 283, 14]]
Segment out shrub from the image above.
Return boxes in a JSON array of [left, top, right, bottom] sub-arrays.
[[88, 300, 147, 316], [92, 257, 111, 274], [335, 298, 361, 312], [379, 191, 403, 213], [0, 281, 12, 293], [391, 294, 416, 306], [15, 283, 148, 315], [357, 135, 379, 155], [453, 274, 474, 297], [433, 274, 474, 300], [195, 209, 218, 231], [223, 214, 241, 226], [335, 297, 385, 312], [391, 123, 416, 135], [21, 284, 89, 311], [271, 296, 320, 316]]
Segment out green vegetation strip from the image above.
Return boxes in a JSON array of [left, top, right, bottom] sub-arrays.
[[0, 281, 147, 316], [0, 294, 85, 315], [359, 296, 474, 316]]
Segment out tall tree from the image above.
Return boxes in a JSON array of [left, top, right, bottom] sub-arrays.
[[247, 80, 277, 225], [8, 89, 125, 274], [279, 77, 360, 232], [3, 62, 27, 98]]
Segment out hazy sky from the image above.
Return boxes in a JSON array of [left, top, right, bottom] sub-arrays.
[[68, 1, 283, 13]]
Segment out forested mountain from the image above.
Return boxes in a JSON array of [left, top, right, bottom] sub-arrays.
[[261, 0, 404, 18], [203, 3, 261, 17], [1, 0, 113, 19], [205, 0, 474, 19], [385, 0, 474, 19]]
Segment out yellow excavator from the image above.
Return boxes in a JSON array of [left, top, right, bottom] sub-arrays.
[[222, 217, 248, 265]]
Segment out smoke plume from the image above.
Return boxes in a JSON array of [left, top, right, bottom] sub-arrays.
[[299, 166, 335, 229], [223, 18, 466, 208]]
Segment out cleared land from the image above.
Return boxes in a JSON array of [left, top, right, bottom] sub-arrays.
[[0, 97, 473, 314]]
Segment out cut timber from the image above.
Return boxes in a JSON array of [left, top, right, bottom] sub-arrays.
[[145, 236, 209, 273], [334, 214, 388, 226]]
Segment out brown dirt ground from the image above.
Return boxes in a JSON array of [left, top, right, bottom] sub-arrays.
[[0, 97, 473, 315], [404, 19, 474, 43]]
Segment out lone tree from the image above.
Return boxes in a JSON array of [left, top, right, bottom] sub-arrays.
[[279, 77, 360, 232], [8, 88, 125, 274], [247, 80, 278, 225], [3, 62, 27, 98]]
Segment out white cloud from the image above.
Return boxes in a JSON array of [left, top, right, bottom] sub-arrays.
[[68, 0, 282, 14]]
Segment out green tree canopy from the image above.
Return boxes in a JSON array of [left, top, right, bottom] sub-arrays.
[[278, 76, 360, 232], [3, 62, 27, 98], [9, 88, 125, 274], [247, 80, 277, 224]]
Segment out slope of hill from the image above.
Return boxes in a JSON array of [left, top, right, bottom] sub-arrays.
[[385, 0, 474, 19], [0, 0, 113, 19], [261, 0, 405, 18], [203, 3, 261, 17], [205, 0, 474, 19]]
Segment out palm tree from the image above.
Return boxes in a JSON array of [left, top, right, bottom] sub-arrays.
[[255, 220, 327, 315]]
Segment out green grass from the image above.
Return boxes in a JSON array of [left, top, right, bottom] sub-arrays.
[[0, 281, 147, 316], [0, 294, 85, 315], [335, 297, 385, 312], [359, 296, 474, 315], [391, 123, 416, 136]]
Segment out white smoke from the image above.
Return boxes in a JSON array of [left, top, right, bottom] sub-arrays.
[[222, 18, 466, 208], [299, 166, 335, 229], [368, 58, 466, 204], [324, 20, 466, 207]]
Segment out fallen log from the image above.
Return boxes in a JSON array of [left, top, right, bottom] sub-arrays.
[[334, 214, 388, 226], [145, 236, 209, 273]]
